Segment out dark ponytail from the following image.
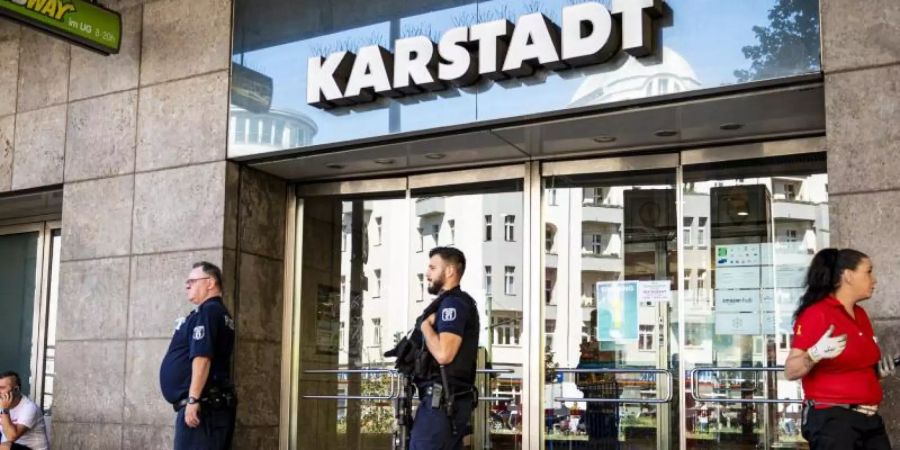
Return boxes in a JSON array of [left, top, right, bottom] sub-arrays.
[[793, 248, 869, 321]]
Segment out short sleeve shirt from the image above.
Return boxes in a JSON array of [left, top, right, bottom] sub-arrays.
[[159, 297, 235, 404], [0, 396, 48, 450], [791, 296, 882, 405], [435, 295, 469, 337]]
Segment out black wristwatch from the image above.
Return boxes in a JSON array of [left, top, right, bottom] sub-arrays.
[[187, 396, 200, 405]]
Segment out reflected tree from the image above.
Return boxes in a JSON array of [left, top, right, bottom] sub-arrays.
[[734, 0, 820, 82]]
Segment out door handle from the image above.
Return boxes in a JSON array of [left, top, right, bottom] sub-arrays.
[[302, 368, 398, 400], [689, 367, 802, 404], [552, 368, 673, 404]]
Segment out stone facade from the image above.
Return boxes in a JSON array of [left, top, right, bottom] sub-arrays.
[[0, 1, 284, 448], [822, 0, 900, 443]]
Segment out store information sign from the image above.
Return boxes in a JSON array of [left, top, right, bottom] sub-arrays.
[[0, 0, 121, 54], [596, 281, 638, 341], [638, 280, 671, 303], [715, 289, 759, 313], [716, 311, 761, 335], [715, 266, 760, 290]]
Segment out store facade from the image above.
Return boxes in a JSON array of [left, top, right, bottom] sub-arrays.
[[0, 0, 899, 449]]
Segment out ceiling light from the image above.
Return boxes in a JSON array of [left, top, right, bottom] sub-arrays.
[[720, 123, 743, 131], [425, 153, 446, 160], [737, 211, 749, 216], [593, 135, 616, 143], [373, 158, 395, 165], [654, 129, 678, 137], [325, 163, 345, 169]]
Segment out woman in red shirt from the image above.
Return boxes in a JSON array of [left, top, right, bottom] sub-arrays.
[[785, 248, 896, 449]]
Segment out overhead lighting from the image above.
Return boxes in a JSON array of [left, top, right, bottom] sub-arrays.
[[737, 211, 749, 216], [654, 129, 678, 137], [325, 163, 345, 169], [425, 153, 446, 160], [593, 135, 616, 143], [720, 123, 743, 131], [373, 158, 395, 165]]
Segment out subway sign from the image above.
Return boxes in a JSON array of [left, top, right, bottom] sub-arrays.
[[307, 0, 663, 109], [0, 0, 121, 55]]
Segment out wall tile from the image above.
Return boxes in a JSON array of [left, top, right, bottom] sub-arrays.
[[240, 168, 287, 259], [51, 422, 122, 450], [65, 91, 137, 182], [124, 339, 173, 425], [136, 71, 228, 171], [0, 115, 12, 192], [12, 104, 65, 190], [825, 66, 900, 194], [234, 341, 281, 427], [53, 340, 126, 423], [123, 425, 175, 450], [16, 29, 69, 112], [132, 162, 226, 254], [237, 253, 283, 343], [232, 426, 279, 450], [822, 0, 900, 72], [61, 175, 134, 261], [140, 0, 231, 85], [129, 249, 225, 338], [0, 38, 18, 117], [57, 257, 130, 341], [69, 6, 142, 100]]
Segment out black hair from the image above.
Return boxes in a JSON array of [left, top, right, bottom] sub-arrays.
[[793, 248, 869, 321], [0, 371, 21, 389], [429, 247, 466, 277], [193, 261, 224, 291]]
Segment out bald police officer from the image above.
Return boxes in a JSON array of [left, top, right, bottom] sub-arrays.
[[159, 262, 236, 450], [412, 247, 480, 450]]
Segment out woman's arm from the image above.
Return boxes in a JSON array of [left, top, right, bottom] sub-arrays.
[[784, 348, 816, 381]]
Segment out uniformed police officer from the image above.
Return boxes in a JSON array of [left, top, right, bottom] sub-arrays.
[[411, 247, 480, 450], [159, 262, 236, 450]]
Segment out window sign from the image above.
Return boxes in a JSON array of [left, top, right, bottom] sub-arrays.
[[596, 281, 638, 341], [0, 0, 121, 54]]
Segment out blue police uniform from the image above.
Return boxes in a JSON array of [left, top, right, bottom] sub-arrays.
[[159, 296, 236, 450], [410, 287, 480, 450]]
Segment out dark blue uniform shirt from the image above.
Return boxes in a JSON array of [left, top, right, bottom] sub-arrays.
[[159, 296, 235, 404], [431, 287, 479, 387]]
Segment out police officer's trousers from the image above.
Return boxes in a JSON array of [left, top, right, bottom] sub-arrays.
[[174, 404, 236, 450], [409, 393, 474, 450], [802, 406, 892, 450]]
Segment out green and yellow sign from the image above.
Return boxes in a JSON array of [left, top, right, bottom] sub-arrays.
[[0, 0, 121, 55]]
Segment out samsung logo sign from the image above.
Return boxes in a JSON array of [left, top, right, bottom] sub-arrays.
[[307, 0, 663, 109]]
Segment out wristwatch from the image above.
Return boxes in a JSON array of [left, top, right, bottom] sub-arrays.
[[186, 396, 200, 405], [0, 408, 9, 415]]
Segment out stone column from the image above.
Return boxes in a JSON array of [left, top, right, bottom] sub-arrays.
[[822, 0, 900, 442]]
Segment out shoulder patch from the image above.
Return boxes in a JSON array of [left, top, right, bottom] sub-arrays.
[[442, 308, 457, 322], [174, 317, 186, 332], [193, 325, 206, 340]]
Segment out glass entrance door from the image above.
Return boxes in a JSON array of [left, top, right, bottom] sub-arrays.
[[541, 154, 680, 450]]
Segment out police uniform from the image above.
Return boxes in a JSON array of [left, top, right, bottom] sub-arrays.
[[410, 287, 480, 450], [792, 295, 891, 449], [159, 296, 236, 450]]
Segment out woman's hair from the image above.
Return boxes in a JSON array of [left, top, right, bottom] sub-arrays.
[[793, 248, 869, 321]]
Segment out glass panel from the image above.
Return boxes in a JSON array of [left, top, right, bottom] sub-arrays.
[[231, 0, 820, 151], [682, 154, 826, 449], [0, 231, 40, 395], [543, 169, 678, 450], [410, 181, 525, 450], [41, 229, 61, 413], [297, 196, 409, 450]]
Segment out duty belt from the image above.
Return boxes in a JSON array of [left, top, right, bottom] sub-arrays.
[[172, 387, 236, 412]]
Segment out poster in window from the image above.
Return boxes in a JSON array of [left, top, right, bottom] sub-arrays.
[[596, 281, 638, 341]]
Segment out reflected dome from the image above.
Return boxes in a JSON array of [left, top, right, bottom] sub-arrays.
[[229, 106, 319, 157], [569, 46, 702, 107]]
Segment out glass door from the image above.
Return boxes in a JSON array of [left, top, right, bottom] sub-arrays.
[[680, 146, 826, 450], [541, 154, 680, 450]]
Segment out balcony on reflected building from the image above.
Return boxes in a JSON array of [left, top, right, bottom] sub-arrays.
[[415, 196, 445, 217]]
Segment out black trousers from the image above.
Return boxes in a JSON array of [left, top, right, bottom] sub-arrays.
[[802, 406, 892, 450]]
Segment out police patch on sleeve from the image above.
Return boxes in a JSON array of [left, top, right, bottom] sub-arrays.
[[193, 326, 206, 340], [174, 317, 186, 332], [442, 308, 457, 322]]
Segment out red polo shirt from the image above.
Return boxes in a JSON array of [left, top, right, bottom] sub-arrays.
[[791, 296, 882, 405]]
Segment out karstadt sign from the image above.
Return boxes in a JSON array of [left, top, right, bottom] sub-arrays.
[[307, 0, 664, 109]]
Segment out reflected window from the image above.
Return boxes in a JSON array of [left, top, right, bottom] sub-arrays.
[[548, 189, 558, 206], [698, 217, 708, 246], [448, 219, 455, 245], [417, 274, 425, 302], [639, 324, 654, 350], [372, 318, 382, 347], [484, 215, 492, 241], [431, 224, 439, 246], [235, 118, 246, 143], [545, 225, 555, 252], [504, 266, 515, 295], [484, 266, 492, 299], [684, 216, 693, 247], [373, 269, 381, 297], [504, 215, 515, 242], [340, 276, 346, 302], [417, 227, 424, 252], [374, 217, 382, 245]]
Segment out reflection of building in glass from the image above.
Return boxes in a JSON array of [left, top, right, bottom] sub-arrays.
[[569, 47, 702, 107], [228, 107, 318, 157]]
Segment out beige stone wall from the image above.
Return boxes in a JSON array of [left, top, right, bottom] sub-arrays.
[[822, 0, 900, 442], [0, 1, 286, 448]]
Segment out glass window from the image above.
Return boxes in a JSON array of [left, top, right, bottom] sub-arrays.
[[374, 217, 382, 245], [698, 217, 708, 246], [431, 224, 439, 246], [416, 274, 424, 302], [448, 219, 455, 245], [373, 269, 381, 297], [417, 227, 424, 252], [504, 266, 514, 295], [504, 215, 515, 242], [683, 216, 693, 247], [639, 324, 654, 350], [372, 318, 382, 347], [484, 266, 492, 298], [484, 215, 492, 242]]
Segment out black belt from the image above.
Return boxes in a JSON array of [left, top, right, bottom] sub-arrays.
[[419, 384, 477, 400], [172, 387, 236, 412]]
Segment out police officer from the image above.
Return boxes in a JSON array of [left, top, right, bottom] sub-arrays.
[[411, 247, 480, 450], [159, 261, 236, 450]]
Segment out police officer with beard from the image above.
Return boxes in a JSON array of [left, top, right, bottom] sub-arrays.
[[411, 247, 480, 450]]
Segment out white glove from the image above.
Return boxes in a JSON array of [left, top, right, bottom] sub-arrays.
[[878, 355, 897, 378], [807, 325, 847, 362]]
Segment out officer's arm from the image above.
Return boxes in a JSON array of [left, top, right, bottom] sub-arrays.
[[421, 319, 463, 365], [189, 357, 212, 399]]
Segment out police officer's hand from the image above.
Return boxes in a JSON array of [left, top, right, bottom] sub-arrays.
[[420, 313, 436, 333], [878, 355, 897, 378], [185, 402, 201, 428], [807, 325, 847, 362]]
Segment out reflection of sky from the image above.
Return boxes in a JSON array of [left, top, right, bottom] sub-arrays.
[[232, 0, 815, 147]]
